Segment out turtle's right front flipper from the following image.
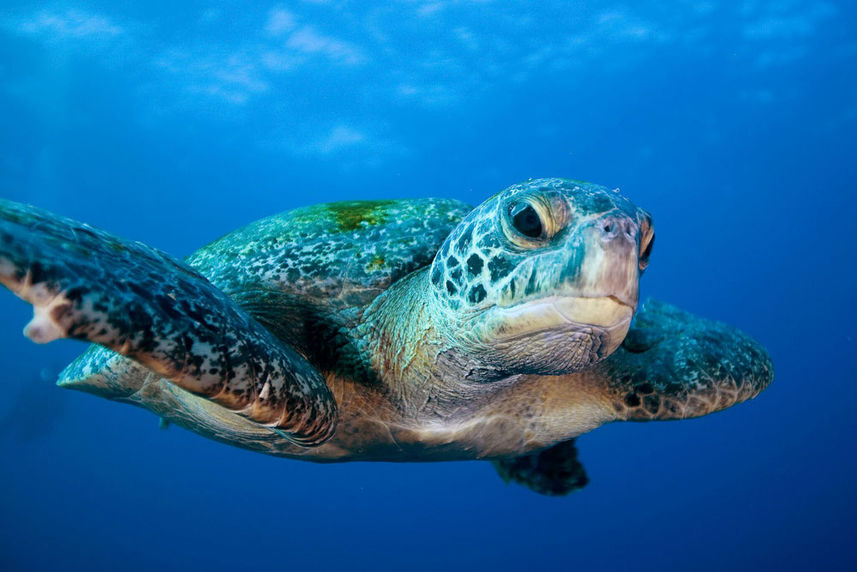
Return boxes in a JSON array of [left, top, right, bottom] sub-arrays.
[[0, 199, 336, 446]]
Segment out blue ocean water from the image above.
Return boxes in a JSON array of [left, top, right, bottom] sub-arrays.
[[0, 1, 855, 570]]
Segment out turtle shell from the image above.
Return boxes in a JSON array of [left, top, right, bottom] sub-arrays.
[[185, 198, 472, 357]]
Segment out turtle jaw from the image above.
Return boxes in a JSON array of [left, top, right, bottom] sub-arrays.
[[455, 294, 636, 376], [484, 295, 634, 344], [443, 217, 643, 376]]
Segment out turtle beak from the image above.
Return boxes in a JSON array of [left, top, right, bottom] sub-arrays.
[[571, 212, 641, 315]]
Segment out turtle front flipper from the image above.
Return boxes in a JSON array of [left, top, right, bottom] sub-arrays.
[[0, 199, 336, 446], [598, 299, 773, 421], [492, 439, 588, 496], [492, 301, 772, 495]]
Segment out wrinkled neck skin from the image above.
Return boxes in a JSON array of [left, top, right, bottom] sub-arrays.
[[358, 268, 530, 419], [346, 267, 619, 460]]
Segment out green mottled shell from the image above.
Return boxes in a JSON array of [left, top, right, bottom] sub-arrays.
[[185, 199, 472, 354]]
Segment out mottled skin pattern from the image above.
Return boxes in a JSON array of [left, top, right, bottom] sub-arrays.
[[0, 179, 773, 495], [0, 201, 336, 444]]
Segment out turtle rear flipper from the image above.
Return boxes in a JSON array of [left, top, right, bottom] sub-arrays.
[[57, 343, 149, 400], [0, 199, 336, 446], [493, 439, 588, 496]]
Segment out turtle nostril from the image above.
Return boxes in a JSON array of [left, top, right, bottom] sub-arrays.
[[623, 220, 634, 238], [600, 218, 621, 240], [599, 216, 634, 243]]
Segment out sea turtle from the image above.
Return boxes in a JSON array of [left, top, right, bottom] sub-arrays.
[[0, 178, 772, 495]]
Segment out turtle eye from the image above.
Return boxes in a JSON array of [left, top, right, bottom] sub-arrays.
[[509, 202, 545, 239], [503, 195, 564, 246], [637, 209, 654, 271], [639, 231, 654, 271]]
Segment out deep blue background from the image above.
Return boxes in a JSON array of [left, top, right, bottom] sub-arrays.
[[1, 2, 855, 570]]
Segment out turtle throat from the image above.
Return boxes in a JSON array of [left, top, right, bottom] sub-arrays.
[[359, 268, 504, 410]]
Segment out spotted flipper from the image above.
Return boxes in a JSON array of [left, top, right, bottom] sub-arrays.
[[598, 299, 773, 421], [493, 439, 588, 496], [494, 300, 772, 495], [0, 199, 336, 446]]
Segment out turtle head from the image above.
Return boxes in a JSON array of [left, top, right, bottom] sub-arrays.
[[428, 178, 654, 377]]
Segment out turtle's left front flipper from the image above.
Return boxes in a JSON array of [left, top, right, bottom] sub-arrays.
[[491, 300, 772, 496], [0, 199, 336, 446], [598, 298, 774, 421]]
